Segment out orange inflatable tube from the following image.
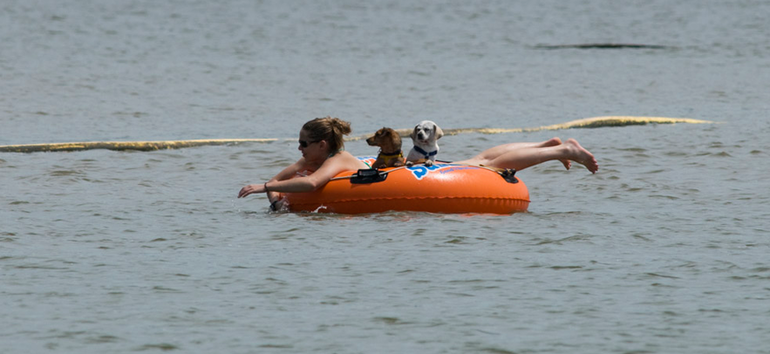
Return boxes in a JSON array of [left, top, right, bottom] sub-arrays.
[[284, 158, 529, 214]]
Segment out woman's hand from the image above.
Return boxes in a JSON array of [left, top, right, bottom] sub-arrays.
[[238, 184, 264, 198], [270, 198, 287, 212]]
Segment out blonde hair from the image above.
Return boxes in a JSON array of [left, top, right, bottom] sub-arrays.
[[302, 116, 352, 153]]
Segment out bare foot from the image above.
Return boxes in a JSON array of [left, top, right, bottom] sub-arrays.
[[564, 139, 598, 173], [543, 137, 571, 170]]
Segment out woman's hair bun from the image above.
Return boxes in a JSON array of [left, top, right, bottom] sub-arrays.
[[329, 117, 352, 136], [303, 116, 352, 153]]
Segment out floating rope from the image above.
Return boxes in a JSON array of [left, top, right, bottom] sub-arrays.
[[0, 116, 714, 153], [0, 138, 278, 153], [347, 116, 714, 141]]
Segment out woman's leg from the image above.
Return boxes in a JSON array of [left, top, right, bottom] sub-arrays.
[[457, 138, 598, 173], [465, 137, 571, 170]]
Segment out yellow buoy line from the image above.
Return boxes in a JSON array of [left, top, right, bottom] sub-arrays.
[[0, 138, 279, 153], [0, 116, 714, 153]]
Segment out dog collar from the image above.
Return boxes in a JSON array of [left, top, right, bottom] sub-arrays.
[[377, 150, 404, 166], [413, 146, 437, 158], [379, 150, 403, 158]]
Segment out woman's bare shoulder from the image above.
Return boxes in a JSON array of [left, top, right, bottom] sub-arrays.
[[317, 151, 366, 173], [337, 151, 368, 168]]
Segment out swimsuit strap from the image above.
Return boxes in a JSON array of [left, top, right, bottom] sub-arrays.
[[328, 148, 343, 158]]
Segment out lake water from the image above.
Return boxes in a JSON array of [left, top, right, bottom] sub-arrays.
[[2, 0, 769, 353]]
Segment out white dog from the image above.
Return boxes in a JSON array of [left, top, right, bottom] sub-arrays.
[[406, 120, 444, 166]]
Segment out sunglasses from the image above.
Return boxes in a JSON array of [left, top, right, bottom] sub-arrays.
[[298, 139, 320, 148]]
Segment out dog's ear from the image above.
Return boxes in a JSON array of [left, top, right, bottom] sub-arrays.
[[393, 131, 402, 146], [410, 125, 418, 140], [433, 123, 444, 140]]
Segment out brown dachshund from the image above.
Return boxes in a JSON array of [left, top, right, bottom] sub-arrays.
[[366, 127, 405, 169]]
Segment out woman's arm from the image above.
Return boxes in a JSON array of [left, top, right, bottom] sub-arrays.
[[237, 159, 305, 199], [237, 155, 353, 198], [263, 160, 304, 203], [238, 152, 366, 199], [266, 155, 350, 192]]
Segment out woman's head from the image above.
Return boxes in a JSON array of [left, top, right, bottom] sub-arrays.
[[301, 116, 352, 154]]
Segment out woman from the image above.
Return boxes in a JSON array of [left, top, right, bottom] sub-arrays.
[[237, 116, 368, 210], [238, 116, 598, 210]]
